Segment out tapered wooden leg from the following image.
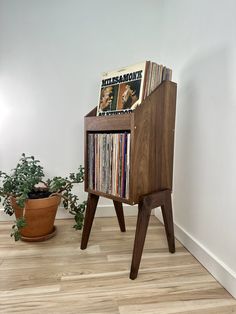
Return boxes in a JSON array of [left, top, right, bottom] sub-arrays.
[[161, 193, 175, 253], [129, 190, 175, 279], [130, 200, 152, 280], [80, 193, 99, 250], [113, 200, 126, 232]]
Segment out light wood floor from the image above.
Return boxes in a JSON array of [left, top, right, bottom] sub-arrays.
[[0, 216, 235, 314]]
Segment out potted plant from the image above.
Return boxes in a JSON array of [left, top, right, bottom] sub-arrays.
[[0, 153, 86, 241]]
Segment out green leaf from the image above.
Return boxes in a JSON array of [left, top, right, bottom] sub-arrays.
[[1, 153, 85, 241], [10, 217, 26, 241]]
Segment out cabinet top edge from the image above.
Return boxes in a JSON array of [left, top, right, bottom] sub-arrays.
[[85, 80, 177, 118]]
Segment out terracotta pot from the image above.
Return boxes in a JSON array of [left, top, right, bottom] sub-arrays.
[[11, 195, 61, 241]]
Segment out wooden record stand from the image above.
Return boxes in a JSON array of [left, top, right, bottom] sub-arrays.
[[81, 81, 177, 279]]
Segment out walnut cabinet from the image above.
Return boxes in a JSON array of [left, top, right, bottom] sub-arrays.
[[81, 81, 177, 279]]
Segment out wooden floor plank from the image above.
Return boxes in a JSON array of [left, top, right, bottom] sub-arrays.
[[0, 216, 235, 314]]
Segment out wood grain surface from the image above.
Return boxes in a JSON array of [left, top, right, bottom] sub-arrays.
[[0, 216, 235, 313], [84, 81, 177, 205]]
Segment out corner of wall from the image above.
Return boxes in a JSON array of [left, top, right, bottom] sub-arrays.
[[155, 208, 236, 299]]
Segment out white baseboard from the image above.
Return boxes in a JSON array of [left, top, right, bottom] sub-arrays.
[[0, 204, 139, 221], [0, 208, 14, 221], [155, 209, 236, 299], [56, 204, 139, 219]]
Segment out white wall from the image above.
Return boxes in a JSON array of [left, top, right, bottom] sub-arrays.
[[154, 0, 236, 298], [0, 0, 164, 209], [1, 0, 236, 297]]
